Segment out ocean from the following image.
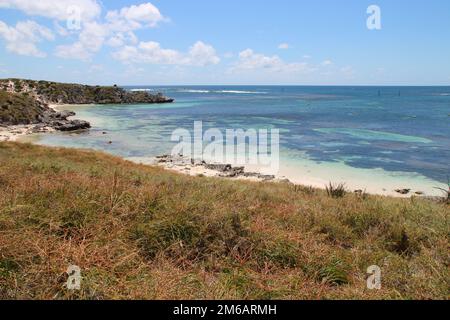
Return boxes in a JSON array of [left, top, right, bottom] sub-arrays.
[[27, 86, 450, 196]]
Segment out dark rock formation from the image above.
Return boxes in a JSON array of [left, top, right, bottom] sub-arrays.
[[42, 109, 91, 132], [156, 154, 276, 181], [204, 163, 233, 172], [0, 90, 90, 132], [51, 119, 91, 131], [395, 189, 411, 195]]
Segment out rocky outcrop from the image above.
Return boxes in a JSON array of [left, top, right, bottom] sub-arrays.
[[155, 154, 277, 182], [40, 110, 91, 131], [0, 90, 48, 125], [0, 90, 90, 132], [1, 78, 175, 134], [0, 79, 174, 105], [395, 189, 411, 195]]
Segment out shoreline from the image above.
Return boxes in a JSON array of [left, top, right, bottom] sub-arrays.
[[128, 154, 446, 199], [0, 124, 55, 142], [0, 103, 86, 142], [49, 103, 98, 111], [6, 103, 447, 199]]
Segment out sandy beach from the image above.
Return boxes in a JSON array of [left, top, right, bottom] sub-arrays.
[[7, 103, 447, 199], [0, 124, 55, 142], [127, 154, 445, 198]]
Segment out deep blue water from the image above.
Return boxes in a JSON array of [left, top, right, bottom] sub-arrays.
[[32, 86, 450, 184]]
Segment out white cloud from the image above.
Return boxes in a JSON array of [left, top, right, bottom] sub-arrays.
[[55, 42, 90, 60], [187, 41, 220, 66], [0, 1, 219, 69], [106, 2, 165, 32], [106, 31, 138, 48], [230, 49, 313, 74], [112, 41, 220, 67], [55, 21, 108, 60], [79, 22, 108, 51], [303, 54, 311, 59], [0, 20, 54, 57], [0, 0, 101, 22], [321, 60, 333, 66], [55, 2, 166, 61], [135, 41, 181, 64], [235, 49, 284, 70], [278, 43, 289, 49], [112, 45, 139, 62]]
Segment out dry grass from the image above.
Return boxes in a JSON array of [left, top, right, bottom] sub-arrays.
[[0, 142, 448, 300]]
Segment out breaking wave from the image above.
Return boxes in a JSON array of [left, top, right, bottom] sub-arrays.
[[178, 89, 266, 94]]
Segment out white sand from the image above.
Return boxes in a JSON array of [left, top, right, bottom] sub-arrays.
[[0, 125, 55, 142], [49, 103, 97, 111], [4, 103, 444, 199], [269, 158, 444, 198], [127, 156, 446, 198]]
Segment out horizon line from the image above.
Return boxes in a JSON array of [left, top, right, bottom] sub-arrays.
[[122, 84, 450, 87], [1, 78, 450, 87]]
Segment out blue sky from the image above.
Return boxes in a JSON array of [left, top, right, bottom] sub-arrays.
[[0, 0, 449, 85]]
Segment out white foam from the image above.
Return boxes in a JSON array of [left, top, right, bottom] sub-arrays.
[[179, 89, 211, 93], [178, 89, 266, 94], [218, 90, 266, 94], [129, 89, 154, 92]]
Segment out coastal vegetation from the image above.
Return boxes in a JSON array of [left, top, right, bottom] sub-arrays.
[[0, 91, 48, 125], [0, 79, 174, 105], [0, 90, 90, 134], [0, 142, 448, 300]]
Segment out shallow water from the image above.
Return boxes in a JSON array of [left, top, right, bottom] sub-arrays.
[[28, 86, 450, 195]]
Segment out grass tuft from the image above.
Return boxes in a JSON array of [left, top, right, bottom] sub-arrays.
[[326, 183, 347, 198], [317, 258, 350, 286]]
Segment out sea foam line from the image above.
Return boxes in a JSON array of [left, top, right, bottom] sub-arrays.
[[178, 89, 267, 94]]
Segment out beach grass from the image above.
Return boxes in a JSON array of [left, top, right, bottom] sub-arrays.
[[0, 142, 448, 300]]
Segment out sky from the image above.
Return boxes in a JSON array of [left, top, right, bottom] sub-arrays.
[[0, 0, 449, 86]]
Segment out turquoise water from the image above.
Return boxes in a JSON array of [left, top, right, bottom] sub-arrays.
[[31, 86, 450, 187]]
